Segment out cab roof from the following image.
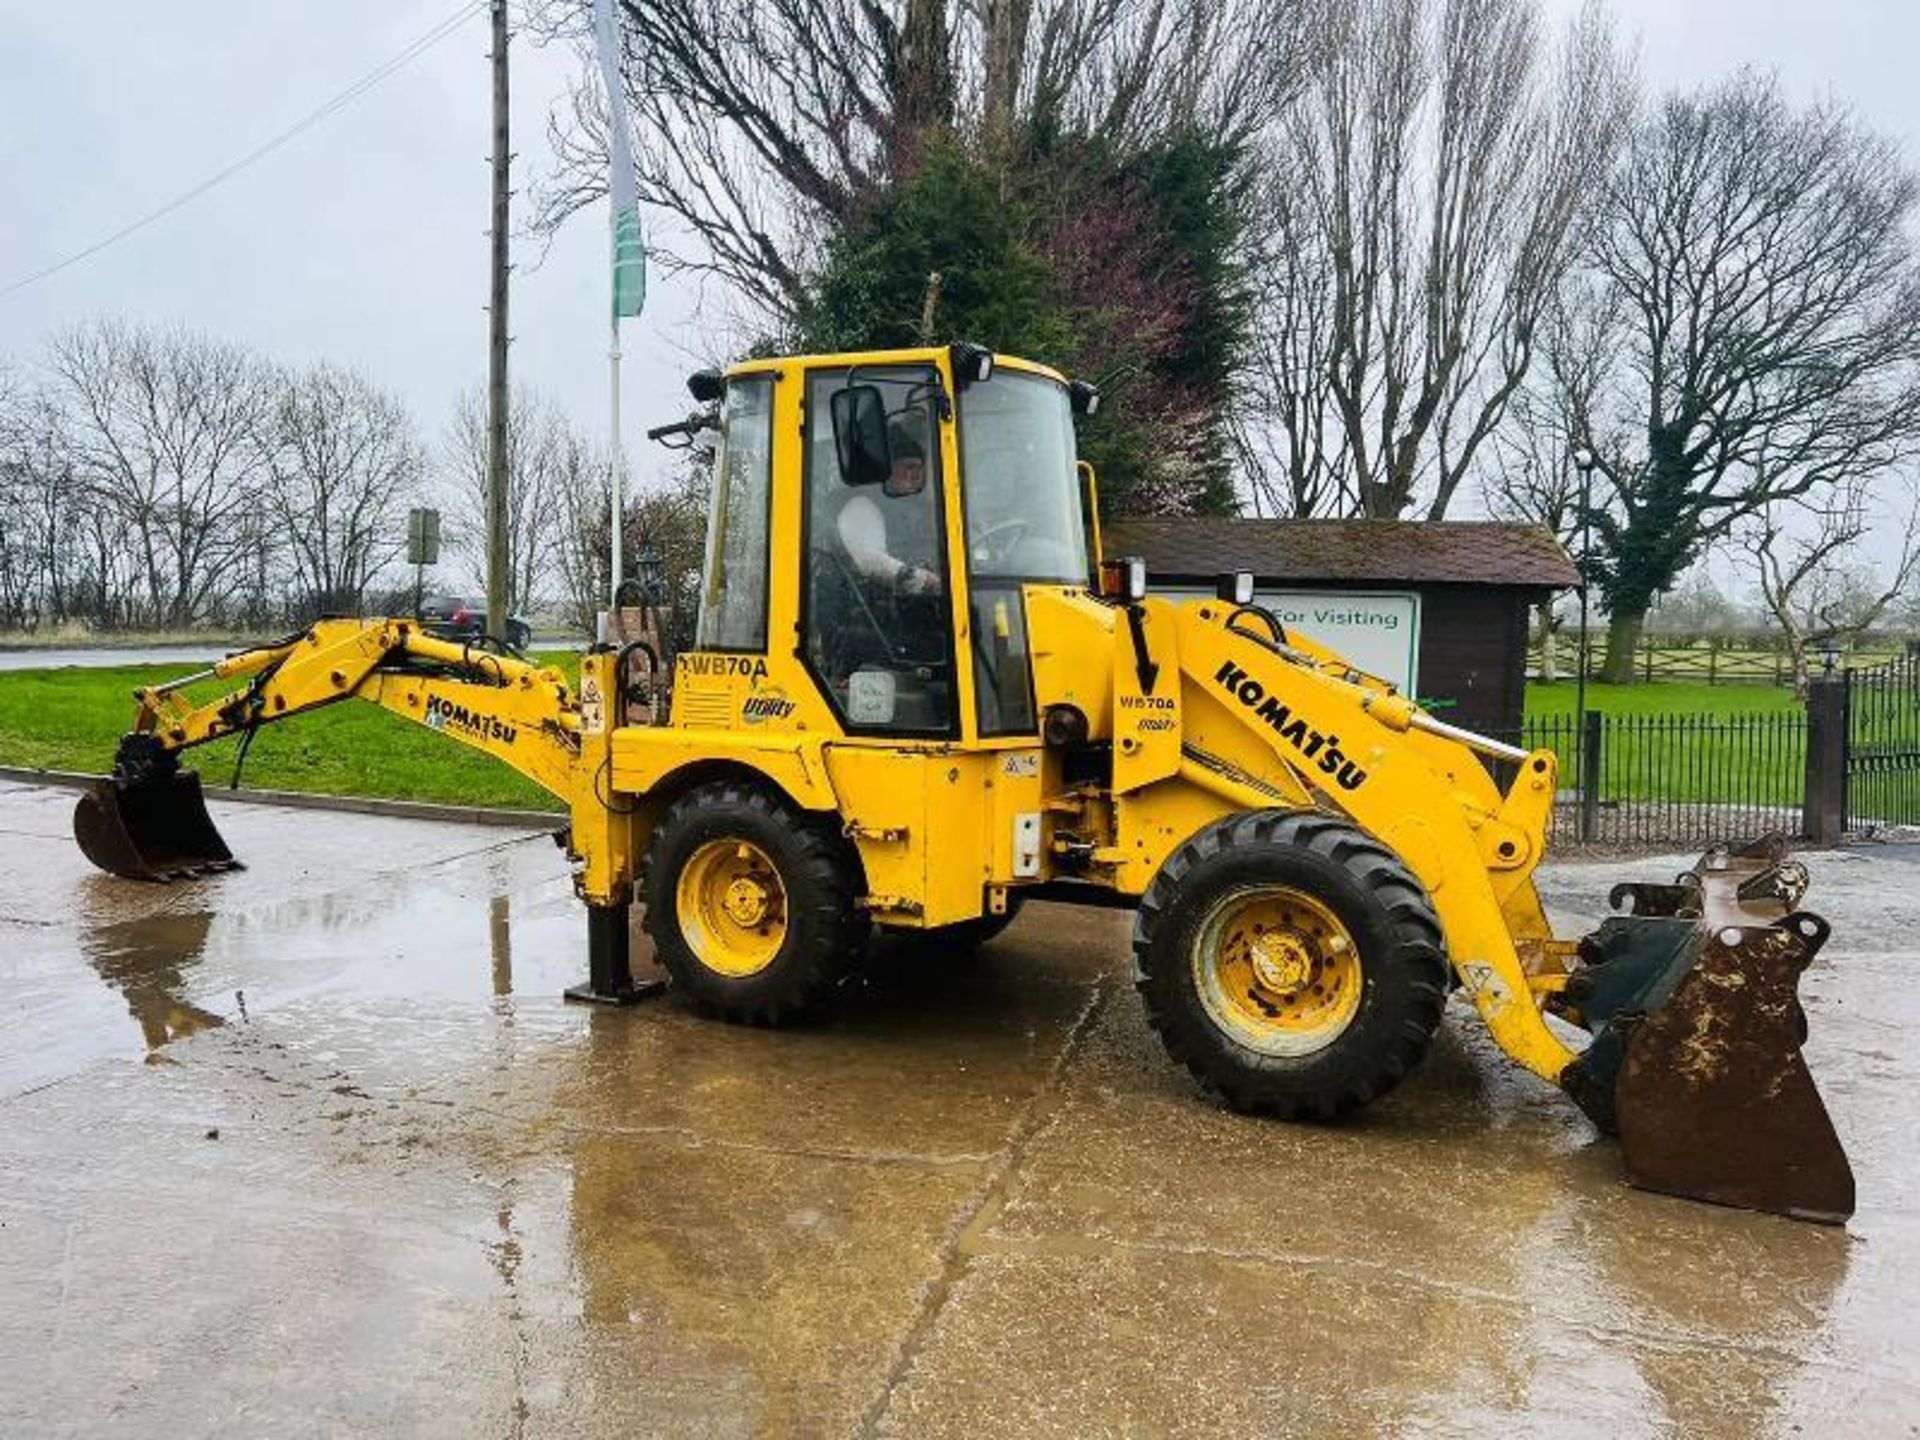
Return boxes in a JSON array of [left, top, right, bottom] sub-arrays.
[[723, 348, 1068, 387]]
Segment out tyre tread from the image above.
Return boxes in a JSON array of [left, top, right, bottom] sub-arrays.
[[1132, 809, 1449, 1120]]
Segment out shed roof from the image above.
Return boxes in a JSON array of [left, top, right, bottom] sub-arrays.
[[1101, 517, 1580, 589]]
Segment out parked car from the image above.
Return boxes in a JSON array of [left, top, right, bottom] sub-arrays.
[[419, 595, 532, 651]]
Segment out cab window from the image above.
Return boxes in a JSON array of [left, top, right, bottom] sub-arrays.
[[694, 375, 774, 650], [802, 366, 955, 734]]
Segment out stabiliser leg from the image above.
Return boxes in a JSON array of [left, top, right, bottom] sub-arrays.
[[564, 902, 667, 1006]]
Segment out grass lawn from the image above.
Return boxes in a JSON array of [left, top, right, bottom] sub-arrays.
[[1525, 679, 1799, 719], [0, 658, 573, 811], [1522, 679, 1805, 807], [0, 660, 1812, 814]]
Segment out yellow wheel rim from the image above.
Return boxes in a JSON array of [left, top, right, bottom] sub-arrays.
[[676, 838, 789, 978], [1192, 885, 1363, 1056]]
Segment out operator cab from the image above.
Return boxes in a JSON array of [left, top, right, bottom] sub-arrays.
[[684, 345, 1097, 741]]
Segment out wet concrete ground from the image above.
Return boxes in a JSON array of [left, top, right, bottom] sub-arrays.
[[1, 777, 1915, 1437]]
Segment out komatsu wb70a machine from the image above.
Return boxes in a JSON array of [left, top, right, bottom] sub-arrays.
[[75, 345, 1854, 1223]]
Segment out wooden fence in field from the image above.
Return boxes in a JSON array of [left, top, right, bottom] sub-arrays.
[[1528, 639, 1911, 687]]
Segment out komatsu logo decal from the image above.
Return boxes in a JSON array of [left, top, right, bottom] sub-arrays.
[[425, 695, 518, 744], [1213, 661, 1367, 791]]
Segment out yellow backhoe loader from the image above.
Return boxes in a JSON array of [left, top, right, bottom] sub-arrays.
[[74, 345, 1853, 1223]]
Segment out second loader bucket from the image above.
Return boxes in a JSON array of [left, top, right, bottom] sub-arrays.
[[74, 736, 240, 883], [1557, 837, 1854, 1225]]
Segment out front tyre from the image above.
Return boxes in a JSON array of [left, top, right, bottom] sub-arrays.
[[1133, 811, 1448, 1121], [642, 781, 868, 1024]]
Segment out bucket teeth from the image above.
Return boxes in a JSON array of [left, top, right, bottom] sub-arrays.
[[1564, 835, 1854, 1225]]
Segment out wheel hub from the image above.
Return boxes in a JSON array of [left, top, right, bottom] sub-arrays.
[[723, 874, 772, 927], [1248, 930, 1314, 993], [1192, 886, 1364, 1057], [677, 837, 789, 978]]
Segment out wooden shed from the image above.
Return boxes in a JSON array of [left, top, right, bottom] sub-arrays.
[[1101, 518, 1581, 736]]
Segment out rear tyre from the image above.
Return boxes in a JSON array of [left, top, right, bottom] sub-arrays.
[[642, 781, 868, 1024], [1133, 810, 1448, 1120]]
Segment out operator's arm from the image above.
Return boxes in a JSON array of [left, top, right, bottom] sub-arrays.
[[837, 495, 939, 594]]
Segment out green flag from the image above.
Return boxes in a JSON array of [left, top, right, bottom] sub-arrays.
[[594, 0, 646, 318]]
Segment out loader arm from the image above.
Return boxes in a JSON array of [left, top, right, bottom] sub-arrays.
[[1111, 597, 1580, 1087], [1094, 594, 1852, 1221]]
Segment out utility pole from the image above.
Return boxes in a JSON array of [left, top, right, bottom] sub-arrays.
[[484, 0, 511, 639]]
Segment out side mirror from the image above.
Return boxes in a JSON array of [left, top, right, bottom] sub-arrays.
[[830, 384, 892, 486]]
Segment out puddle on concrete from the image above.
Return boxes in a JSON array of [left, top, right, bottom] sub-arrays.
[[2, 789, 1916, 1434]]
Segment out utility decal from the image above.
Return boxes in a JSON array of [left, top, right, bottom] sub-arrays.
[[741, 687, 796, 724], [679, 653, 770, 681], [1212, 661, 1367, 791], [424, 695, 519, 745], [1119, 693, 1177, 732], [579, 674, 605, 734]]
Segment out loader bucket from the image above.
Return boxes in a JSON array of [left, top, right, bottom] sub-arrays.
[[74, 766, 240, 882], [1558, 837, 1854, 1225]]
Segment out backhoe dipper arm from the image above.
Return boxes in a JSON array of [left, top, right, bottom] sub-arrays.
[[120, 618, 583, 801]]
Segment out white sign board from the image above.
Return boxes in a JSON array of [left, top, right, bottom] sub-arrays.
[[1161, 587, 1422, 693]]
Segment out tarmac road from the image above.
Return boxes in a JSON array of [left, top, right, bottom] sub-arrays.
[[1, 777, 1915, 1436], [0, 644, 227, 672]]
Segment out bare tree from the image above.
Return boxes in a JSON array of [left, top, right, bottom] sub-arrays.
[[1483, 389, 1583, 679], [44, 320, 275, 628], [528, 0, 1293, 326], [446, 385, 568, 618], [552, 421, 713, 643], [1747, 479, 1920, 696], [1568, 72, 1920, 681], [1474, 296, 1619, 678], [1234, 0, 1630, 519], [261, 362, 423, 617], [551, 423, 613, 637]]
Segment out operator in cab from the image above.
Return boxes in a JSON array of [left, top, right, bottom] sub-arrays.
[[835, 415, 942, 595]]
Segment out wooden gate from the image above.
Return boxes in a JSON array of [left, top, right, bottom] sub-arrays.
[[1845, 649, 1920, 831]]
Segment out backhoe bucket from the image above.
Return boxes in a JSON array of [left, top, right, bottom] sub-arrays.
[[1558, 837, 1854, 1224], [74, 767, 239, 882]]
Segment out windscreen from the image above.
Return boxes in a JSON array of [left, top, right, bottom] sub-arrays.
[[958, 371, 1088, 584]]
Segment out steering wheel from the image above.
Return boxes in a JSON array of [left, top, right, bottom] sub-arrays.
[[970, 517, 1029, 569]]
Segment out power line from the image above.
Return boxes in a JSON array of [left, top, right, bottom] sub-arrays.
[[0, 0, 487, 301]]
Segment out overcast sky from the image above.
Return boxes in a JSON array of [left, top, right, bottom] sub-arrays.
[[2, 0, 1915, 538]]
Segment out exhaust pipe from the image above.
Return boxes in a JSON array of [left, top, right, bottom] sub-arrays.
[[74, 735, 241, 883]]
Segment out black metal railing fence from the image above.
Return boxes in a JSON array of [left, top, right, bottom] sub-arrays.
[[1492, 709, 1808, 850]]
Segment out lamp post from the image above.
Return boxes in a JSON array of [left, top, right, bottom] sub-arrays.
[[1817, 634, 1842, 680], [1570, 443, 1598, 727], [634, 547, 665, 607]]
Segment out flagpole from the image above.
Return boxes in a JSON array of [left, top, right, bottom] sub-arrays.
[[609, 203, 623, 607]]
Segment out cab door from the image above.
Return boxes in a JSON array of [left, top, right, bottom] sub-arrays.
[[798, 363, 960, 738]]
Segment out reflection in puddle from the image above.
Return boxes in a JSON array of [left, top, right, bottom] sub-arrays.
[[81, 909, 226, 1054], [491, 894, 513, 998]]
